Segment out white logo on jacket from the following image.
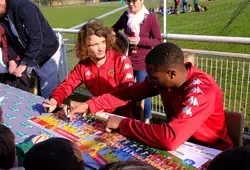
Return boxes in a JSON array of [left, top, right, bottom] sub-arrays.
[[121, 56, 127, 61], [85, 70, 92, 76], [190, 87, 204, 94], [125, 73, 133, 80], [188, 96, 199, 106], [128, 82, 134, 87], [192, 79, 203, 85], [182, 106, 192, 116], [124, 63, 131, 70]]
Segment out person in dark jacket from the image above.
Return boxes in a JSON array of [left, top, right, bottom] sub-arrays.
[[0, 0, 61, 98]]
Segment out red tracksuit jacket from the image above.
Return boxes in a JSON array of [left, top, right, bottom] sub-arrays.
[[86, 63, 233, 151], [51, 50, 135, 115]]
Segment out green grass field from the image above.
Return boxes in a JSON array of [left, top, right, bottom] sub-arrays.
[[41, 0, 250, 53], [40, 3, 122, 28]]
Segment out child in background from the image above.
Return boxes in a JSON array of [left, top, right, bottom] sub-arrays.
[[187, 4, 192, 12], [203, 5, 208, 11], [184, 52, 196, 66], [23, 137, 85, 170], [200, 5, 208, 12], [169, 6, 175, 14], [181, 0, 188, 13], [0, 124, 48, 169]]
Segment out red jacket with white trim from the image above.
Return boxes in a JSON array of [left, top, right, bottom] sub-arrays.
[[51, 50, 135, 115], [86, 63, 233, 151]]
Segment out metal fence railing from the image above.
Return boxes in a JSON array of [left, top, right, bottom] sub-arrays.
[[54, 29, 250, 125]]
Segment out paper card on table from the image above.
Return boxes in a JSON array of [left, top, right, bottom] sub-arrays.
[[169, 147, 209, 168], [95, 112, 126, 120], [180, 142, 222, 160]]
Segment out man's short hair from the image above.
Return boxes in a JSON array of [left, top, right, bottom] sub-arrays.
[[23, 137, 84, 170], [99, 160, 157, 170], [145, 42, 184, 71], [0, 124, 16, 169]]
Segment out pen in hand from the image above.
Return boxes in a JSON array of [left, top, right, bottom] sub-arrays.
[[66, 104, 70, 123]]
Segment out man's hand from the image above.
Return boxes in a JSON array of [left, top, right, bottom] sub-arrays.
[[8, 60, 17, 74], [69, 101, 89, 121], [42, 98, 58, 113], [31, 133, 49, 144], [105, 115, 124, 133], [13, 65, 27, 77]]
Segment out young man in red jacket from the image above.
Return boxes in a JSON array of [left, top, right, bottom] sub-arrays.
[[69, 42, 233, 151], [42, 20, 135, 117]]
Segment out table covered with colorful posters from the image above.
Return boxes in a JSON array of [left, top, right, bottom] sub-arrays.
[[0, 83, 98, 169], [0, 83, 222, 170]]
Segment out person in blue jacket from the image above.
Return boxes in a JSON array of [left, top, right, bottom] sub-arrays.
[[0, 0, 61, 98]]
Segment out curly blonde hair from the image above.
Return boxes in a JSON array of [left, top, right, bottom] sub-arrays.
[[75, 19, 117, 63], [184, 52, 196, 66]]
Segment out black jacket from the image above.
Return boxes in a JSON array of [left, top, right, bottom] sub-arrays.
[[6, 0, 59, 67]]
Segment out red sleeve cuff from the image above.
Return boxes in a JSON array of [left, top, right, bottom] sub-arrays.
[[50, 95, 62, 107], [86, 99, 98, 114], [119, 118, 131, 136]]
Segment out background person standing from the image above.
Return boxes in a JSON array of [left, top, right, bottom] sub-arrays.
[[0, 0, 61, 98]]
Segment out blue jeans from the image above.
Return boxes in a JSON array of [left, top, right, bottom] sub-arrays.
[[134, 70, 152, 119], [28, 44, 61, 99]]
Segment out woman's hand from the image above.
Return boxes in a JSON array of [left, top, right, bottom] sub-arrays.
[[128, 36, 140, 45]]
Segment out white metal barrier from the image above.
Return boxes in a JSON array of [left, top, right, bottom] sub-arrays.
[[54, 29, 250, 123]]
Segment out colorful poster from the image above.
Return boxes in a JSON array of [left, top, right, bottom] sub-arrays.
[[28, 112, 219, 170], [0, 83, 221, 170]]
